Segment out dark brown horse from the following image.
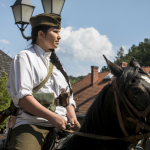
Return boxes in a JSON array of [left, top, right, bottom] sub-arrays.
[[58, 56, 150, 150]]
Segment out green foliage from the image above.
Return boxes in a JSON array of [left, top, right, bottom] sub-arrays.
[[69, 76, 85, 85], [100, 66, 109, 72], [101, 38, 150, 71], [114, 38, 150, 67], [0, 72, 11, 129], [115, 46, 125, 65]]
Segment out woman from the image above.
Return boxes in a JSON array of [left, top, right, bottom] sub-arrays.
[[6, 13, 80, 150]]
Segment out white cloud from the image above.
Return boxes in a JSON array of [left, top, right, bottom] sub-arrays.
[[0, 39, 10, 44], [0, 3, 5, 8], [57, 27, 115, 65]]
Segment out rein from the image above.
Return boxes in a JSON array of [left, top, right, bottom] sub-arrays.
[[64, 72, 150, 150], [64, 128, 150, 142]]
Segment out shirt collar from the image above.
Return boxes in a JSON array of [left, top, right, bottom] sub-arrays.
[[34, 44, 52, 58]]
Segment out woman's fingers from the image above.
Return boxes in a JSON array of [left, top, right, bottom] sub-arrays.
[[57, 124, 66, 132], [48, 112, 67, 131], [69, 122, 81, 131]]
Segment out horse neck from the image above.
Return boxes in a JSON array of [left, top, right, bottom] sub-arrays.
[[74, 84, 131, 150], [80, 84, 124, 136]]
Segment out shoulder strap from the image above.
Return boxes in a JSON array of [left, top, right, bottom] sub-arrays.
[[32, 62, 54, 93]]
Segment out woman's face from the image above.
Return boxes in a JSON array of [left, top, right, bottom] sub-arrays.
[[39, 27, 61, 51]]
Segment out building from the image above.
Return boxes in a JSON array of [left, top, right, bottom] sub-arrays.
[[72, 66, 111, 117], [0, 50, 12, 78]]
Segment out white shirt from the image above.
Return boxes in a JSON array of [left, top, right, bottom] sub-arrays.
[[6, 44, 76, 128]]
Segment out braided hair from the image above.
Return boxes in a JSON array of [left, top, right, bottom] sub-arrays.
[[31, 25, 73, 95], [50, 49, 72, 95]]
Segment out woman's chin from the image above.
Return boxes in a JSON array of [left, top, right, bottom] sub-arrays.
[[50, 45, 58, 49]]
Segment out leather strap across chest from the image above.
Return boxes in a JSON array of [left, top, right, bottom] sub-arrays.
[[33, 62, 54, 93]]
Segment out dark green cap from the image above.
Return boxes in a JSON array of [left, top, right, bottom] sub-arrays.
[[30, 13, 61, 29]]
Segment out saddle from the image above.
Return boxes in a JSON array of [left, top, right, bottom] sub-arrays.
[[55, 133, 73, 150], [42, 128, 73, 150]]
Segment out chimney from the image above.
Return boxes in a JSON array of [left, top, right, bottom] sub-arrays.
[[91, 66, 99, 85], [119, 62, 127, 68]]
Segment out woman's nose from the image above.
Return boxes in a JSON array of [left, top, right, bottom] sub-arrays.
[[58, 34, 61, 39]]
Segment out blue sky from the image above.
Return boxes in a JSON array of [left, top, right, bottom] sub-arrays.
[[1, 0, 150, 76]]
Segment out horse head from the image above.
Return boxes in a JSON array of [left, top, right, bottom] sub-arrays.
[[104, 55, 150, 148]]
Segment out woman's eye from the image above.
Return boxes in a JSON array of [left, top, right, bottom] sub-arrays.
[[53, 31, 58, 33]]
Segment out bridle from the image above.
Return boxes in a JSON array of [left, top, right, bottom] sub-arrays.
[[111, 72, 150, 149], [65, 68, 150, 150]]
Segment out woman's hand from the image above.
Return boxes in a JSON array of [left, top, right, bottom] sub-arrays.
[[48, 113, 67, 131], [68, 117, 81, 131], [66, 105, 81, 131]]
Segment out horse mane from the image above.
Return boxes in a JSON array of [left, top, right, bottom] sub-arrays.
[[118, 66, 139, 91]]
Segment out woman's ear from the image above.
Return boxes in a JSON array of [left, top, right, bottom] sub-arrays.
[[38, 30, 45, 40]]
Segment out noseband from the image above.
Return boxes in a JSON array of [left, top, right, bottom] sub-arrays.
[[112, 70, 150, 149]]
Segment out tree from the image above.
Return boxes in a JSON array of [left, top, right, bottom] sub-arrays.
[[69, 76, 85, 85], [100, 66, 109, 72], [113, 38, 150, 67], [0, 72, 11, 129], [115, 46, 125, 65]]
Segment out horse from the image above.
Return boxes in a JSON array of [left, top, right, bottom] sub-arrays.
[[56, 55, 150, 150], [1, 56, 150, 150]]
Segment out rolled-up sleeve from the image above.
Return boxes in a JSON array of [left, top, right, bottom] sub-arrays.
[[6, 52, 33, 107], [66, 83, 76, 108], [69, 93, 76, 108]]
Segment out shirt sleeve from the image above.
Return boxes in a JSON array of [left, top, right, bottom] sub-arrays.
[[65, 81, 76, 108], [6, 52, 33, 107], [68, 93, 76, 108]]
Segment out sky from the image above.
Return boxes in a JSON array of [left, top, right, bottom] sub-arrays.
[[1, 0, 150, 77]]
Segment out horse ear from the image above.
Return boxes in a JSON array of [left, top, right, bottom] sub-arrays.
[[129, 57, 149, 76], [129, 57, 141, 68], [103, 55, 123, 78]]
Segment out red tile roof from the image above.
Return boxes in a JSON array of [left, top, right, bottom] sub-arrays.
[[72, 71, 111, 114], [142, 67, 150, 75]]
